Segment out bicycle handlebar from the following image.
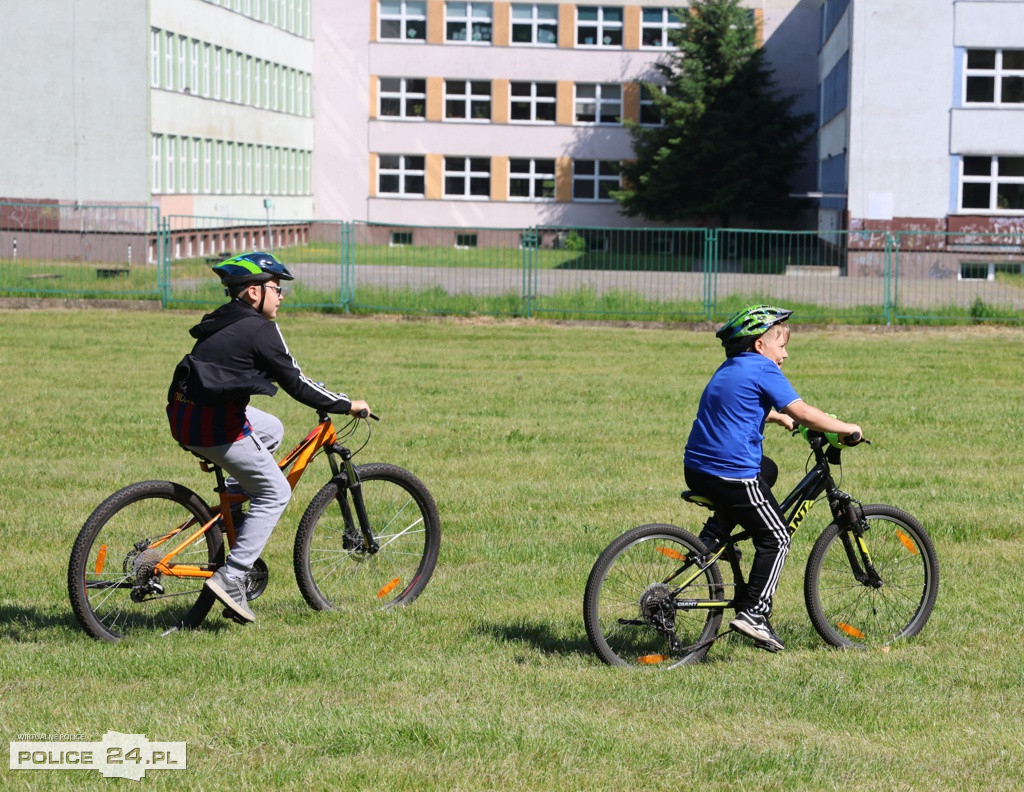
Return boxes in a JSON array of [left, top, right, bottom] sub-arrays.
[[795, 425, 868, 448]]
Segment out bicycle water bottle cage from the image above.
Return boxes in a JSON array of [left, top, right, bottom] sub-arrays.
[[681, 491, 716, 509]]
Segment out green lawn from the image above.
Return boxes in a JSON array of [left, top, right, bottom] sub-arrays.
[[1, 309, 1022, 790]]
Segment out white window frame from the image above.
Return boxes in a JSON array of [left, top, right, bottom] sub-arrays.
[[166, 135, 177, 193], [213, 47, 223, 99], [379, 77, 427, 119], [639, 83, 666, 126], [572, 159, 620, 201], [964, 49, 1024, 105], [508, 158, 556, 201], [177, 36, 188, 93], [510, 3, 558, 46], [180, 137, 191, 192], [150, 30, 161, 88], [509, 81, 557, 123], [201, 43, 211, 97], [164, 32, 175, 89], [574, 82, 622, 125], [152, 135, 163, 192], [445, 2, 493, 44], [377, 154, 426, 197], [576, 5, 623, 48], [444, 79, 492, 121], [444, 156, 491, 198], [203, 139, 213, 193], [379, 0, 427, 41], [960, 155, 1024, 213], [640, 7, 683, 49]]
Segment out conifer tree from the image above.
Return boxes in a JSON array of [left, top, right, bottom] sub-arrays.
[[614, 0, 814, 227]]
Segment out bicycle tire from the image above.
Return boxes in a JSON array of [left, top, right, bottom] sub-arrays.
[[293, 463, 440, 612], [68, 481, 224, 642], [804, 504, 939, 649], [583, 523, 725, 668]]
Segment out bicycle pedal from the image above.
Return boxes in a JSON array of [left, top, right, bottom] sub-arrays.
[[753, 640, 780, 653]]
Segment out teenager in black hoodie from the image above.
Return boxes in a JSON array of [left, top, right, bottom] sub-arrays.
[[167, 252, 370, 623]]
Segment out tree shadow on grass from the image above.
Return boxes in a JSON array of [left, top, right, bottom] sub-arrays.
[[474, 619, 593, 658], [1, 605, 80, 640]]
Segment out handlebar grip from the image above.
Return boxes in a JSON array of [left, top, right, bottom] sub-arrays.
[[356, 409, 380, 421], [842, 431, 862, 446]]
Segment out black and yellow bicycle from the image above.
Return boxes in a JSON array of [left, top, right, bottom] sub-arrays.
[[584, 428, 939, 667]]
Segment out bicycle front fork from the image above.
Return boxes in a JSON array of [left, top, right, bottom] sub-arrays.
[[328, 444, 379, 554], [832, 495, 883, 588]]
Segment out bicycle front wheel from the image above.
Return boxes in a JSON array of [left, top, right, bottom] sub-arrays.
[[804, 504, 939, 649], [583, 524, 725, 668], [68, 481, 224, 642], [293, 463, 440, 612]]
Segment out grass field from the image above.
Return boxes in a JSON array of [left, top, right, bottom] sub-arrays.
[[1, 308, 1022, 790]]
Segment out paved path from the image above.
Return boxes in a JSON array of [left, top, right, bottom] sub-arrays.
[[287, 262, 1023, 311]]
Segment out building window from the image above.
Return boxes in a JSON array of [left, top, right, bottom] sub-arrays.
[[444, 156, 491, 198], [445, 79, 492, 121], [961, 155, 1024, 212], [572, 159, 619, 201], [380, 0, 427, 41], [391, 230, 413, 246], [152, 135, 162, 192], [577, 6, 623, 48], [639, 84, 665, 126], [511, 3, 557, 45], [378, 154, 426, 196], [151, 30, 161, 88], [455, 232, 478, 248], [510, 81, 557, 123], [575, 83, 622, 124], [965, 49, 1024, 104], [509, 158, 556, 200], [379, 77, 426, 118], [641, 7, 682, 48], [446, 2, 493, 43], [164, 32, 175, 89]]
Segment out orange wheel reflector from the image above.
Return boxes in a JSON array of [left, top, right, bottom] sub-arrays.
[[94, 545, 108, 574], [377, 578, 401, 599], [657, 546, 687, 561], [638, 654, 669, 665], [837, 622, 865, 639], [896, 530, 919, 555]]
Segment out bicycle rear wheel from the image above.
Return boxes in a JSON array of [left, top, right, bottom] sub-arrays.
[[68, 481, 224, 642], [804, 504, 939, 649], [583, 523, 725, 668], [293, 463, 440, 612]]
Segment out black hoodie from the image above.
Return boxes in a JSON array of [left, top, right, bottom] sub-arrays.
[[166, 300, 350, 446]]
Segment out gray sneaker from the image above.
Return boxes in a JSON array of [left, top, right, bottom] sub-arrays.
[[730, 611, 784, 651], [205, 567, 256, 623]]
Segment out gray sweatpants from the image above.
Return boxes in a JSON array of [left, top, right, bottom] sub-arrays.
[[187, 406, 291, 580]]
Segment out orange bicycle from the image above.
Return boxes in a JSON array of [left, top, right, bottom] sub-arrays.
[[68, 412, 440, 642]]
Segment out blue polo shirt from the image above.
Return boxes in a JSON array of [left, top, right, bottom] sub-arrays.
[[684, 352, 801, 479]]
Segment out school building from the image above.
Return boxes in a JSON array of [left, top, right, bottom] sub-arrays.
[[1, 1, 1022, 235]]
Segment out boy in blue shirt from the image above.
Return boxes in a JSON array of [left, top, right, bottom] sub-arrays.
[[684, 305, 861, 651]]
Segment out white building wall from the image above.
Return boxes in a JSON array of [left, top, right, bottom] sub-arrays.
[[846, 0, 955, 224], [0, 0, 150, 203]]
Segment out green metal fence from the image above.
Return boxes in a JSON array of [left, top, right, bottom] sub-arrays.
[[2, 202, 1022, 324]]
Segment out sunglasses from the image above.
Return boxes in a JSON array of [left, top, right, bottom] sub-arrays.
[[264, 284, 285, 296]]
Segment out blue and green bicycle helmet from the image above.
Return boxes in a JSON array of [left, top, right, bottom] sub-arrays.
[[212, 251, 294, 288], [716, 304, 793, 343]]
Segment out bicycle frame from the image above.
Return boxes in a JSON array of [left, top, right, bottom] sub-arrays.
[[669, 433, 879, 611], [146, 414, 350, 581]]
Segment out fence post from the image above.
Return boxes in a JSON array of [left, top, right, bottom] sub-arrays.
[[703, 227, 718, 321], [883, 232, 894, 325], [521, 227, 539, 318], [340, 220, 352, 313], [157, 213, 170, 308]]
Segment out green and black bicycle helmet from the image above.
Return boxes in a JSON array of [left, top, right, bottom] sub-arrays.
[[212, 251, 294, 288], [716, 304, 793, 342]]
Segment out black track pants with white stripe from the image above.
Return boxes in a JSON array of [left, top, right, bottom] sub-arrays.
[[684, 462, 791, 617]]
